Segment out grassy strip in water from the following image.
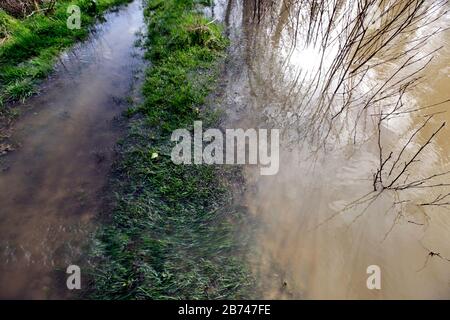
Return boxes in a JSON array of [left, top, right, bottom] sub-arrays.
[[0, 0, 132, 109], [89, 0, 253, 299]]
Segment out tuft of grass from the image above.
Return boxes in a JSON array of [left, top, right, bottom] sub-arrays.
[[0, 0, 133, 111], [3, 78, 35, 102], [89, 0, 253, 300]]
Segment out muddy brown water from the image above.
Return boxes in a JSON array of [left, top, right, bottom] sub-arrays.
[[1, 0, 448, 300], [0, 0, 145, 299], [209, 0, 450, 299]]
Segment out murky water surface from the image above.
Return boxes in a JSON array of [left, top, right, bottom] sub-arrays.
[[0, 1, 145, 299], [1, 0, 448, 300], [210, 0, 450, 299]]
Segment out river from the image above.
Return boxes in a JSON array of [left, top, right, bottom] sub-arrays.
[[209, 0, 450, 299]]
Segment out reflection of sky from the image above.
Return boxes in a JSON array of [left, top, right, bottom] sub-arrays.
[[215, 0, 450, 299]]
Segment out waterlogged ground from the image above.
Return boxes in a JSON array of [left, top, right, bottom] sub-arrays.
[[208, 0, 450, 299], [0, 0, 449, 300], [0, 0, 145, 299]]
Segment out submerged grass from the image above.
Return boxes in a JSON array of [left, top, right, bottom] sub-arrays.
[[89, 0, 253, 299], [0, 0, 132, 111]]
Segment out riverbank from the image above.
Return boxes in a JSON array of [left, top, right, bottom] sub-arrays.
[[88, 0, 254, 299], [0, 0, 132, 119]]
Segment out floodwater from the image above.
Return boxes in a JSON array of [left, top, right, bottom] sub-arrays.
[[0, 0, 145, 299], [210, 0, 450, 299]]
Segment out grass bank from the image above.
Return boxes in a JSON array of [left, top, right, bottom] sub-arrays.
[[89, 0, 254, 299], [0, 0, 132, 115]]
